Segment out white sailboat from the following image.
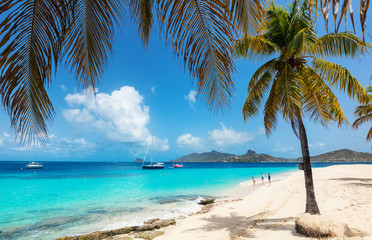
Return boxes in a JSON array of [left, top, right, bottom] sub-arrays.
[[142, 132, 164, 169]]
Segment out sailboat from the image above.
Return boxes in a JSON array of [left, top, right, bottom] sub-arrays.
[[173, 149, 183, 168], [142, 133, 164, 169]]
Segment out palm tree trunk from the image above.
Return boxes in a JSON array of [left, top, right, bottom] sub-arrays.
[[298, 118, 320, 215]]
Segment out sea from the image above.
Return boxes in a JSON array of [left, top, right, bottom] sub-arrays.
[[0, 161, 369, 240]]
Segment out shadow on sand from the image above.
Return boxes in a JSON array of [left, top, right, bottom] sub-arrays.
[[183, 211, 305, 239], [330, 177, 372, 188]]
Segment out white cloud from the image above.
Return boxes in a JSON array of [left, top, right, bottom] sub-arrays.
[[309, 142, 325, 149], [185, 90, 197, 110], [151, 86, 156, 94], [208, 123, 254, 146], [0, 131, 96, 156], [63, 86, 169, 151], [61, 84, 67, 92], [273, 143, 295, 153], [177, 133, 202, 148]]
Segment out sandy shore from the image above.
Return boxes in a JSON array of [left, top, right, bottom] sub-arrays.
[[156, 164, 372, 240]]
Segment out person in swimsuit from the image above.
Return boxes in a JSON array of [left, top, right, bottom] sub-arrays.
[[268, 173, 271, 186], [252, 177, 256, 187], [261, 173, 265, 185]]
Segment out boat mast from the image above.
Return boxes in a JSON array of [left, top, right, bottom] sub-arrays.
[[143, 142, 150, 165], [150, 130, 153, 165]]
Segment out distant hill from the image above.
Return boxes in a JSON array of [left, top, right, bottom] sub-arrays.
[[168, 149, 372, 162], [169, 150, 235, 162], [298, 149, 372, 162], [134, 158, 143, 162]]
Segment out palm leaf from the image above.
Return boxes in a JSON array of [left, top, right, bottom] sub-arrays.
[[0, 0, 67, 144], [311, 57, 369, 104], [129, 0, 154, 47], [263, 77, 281, 135], [232, 35, 280, 61], [242, 59, 276, 119], [277, 64, 303, 121], [360, 0, 370, 41], [227, 0, 265, 35], [63, 0, 123, 90], [302, 66, 348, 126], [307, 32, 370, 58], [158, 0, 235, 112]]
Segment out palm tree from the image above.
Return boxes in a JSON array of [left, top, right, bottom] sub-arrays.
[[352, 86, 372, 141], [0, 0, 265, 144], [233, 0, 370, 214]]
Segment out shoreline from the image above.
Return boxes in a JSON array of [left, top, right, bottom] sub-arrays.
[[156, 164, 372, 240], [57, 164, 372, 239]]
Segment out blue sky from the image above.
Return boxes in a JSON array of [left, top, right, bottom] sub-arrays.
[[0, 4, 371, 162]]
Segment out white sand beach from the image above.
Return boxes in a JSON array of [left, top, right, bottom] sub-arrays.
[[156, 164, 372, 240]]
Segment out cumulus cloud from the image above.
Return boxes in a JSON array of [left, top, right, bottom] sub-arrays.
[[273, 142, 295, 153], [208, 123, 255, 146], [177, 133, 202, 148], [309, 142, 325, 149], [185, 90, 197, 110], [62, 86, 169, 151], [0, 131, 95, 156]]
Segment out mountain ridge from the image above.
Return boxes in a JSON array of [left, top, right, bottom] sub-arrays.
[[168, 149, 372, 162]]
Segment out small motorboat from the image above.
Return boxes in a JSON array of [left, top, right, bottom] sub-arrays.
[[26, 162, 43, 169], [142, 162, 164, 169]]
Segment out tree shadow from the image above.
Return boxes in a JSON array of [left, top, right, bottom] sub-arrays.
[[330, 178, 372, 188], [182, 212, 305, 239]]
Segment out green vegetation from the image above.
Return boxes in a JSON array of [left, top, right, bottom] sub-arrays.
[[168, 149, 372, 162], [353, 86, 372, 142], [233, 0, 370, 214]]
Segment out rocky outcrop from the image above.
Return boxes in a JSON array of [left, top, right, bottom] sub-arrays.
[[57, 219, 175, 240]]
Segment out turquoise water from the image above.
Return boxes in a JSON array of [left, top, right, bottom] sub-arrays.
[[0, 161, 351, 239]]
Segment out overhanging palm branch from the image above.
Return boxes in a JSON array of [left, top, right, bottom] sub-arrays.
[[317, 0, 369, 41], [63, 0, 123, 89], [1, 0, 251, 143], [157, 0, 235, 112], [0, 0, 65, 143], [227, 0, 265, 35]]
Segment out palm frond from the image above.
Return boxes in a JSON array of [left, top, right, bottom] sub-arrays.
[[63, 0, 123, 90], [367, 126, 372, 141], [0, 0, 67, 144], [129, 0, 154, 47], [277, 64, 303, 121], [242, 59, 276, 119], [360, 0, 370, 41], [302, 66, 348, 126], [158, 0, 235, 112], [263, 78, 281, 135], [232, 35, 280, 61], [228, 0, 265, 35], [311, 57, 370, 104], [307, 32, 370, 58], [352, 113, 372, 127], [354, 104, 372, 116]]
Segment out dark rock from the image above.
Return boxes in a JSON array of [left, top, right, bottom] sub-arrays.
[[198, 198, 215, 205]]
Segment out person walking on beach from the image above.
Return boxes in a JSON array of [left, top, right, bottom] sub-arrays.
[[252, 177, 256, 187], [268, 173, 271, 186], [261, 173, 265, 185]]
